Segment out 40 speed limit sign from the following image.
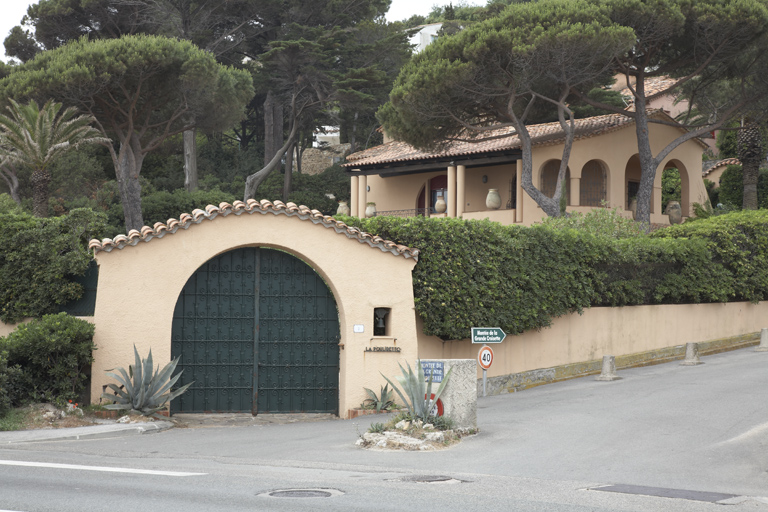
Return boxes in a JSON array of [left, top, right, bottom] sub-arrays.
[[478, 345, 494, 370]]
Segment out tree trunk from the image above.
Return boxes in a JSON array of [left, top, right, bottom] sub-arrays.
[[115, 136, 146, 232], [283, 141, 295, 202], [738, 120, 762, 210], [349, 111, 358, 153], [183, 128, 198, 192], [264, 91, 276, 164], [630, 82, 656, 230], [30, 168, 51, 218], [244, 121, 299, 201]]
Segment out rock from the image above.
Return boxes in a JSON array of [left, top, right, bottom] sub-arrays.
[[424, 432, 445, 442], [423, 423, 434, 430], [395, 420, 410, 430], [117, 415, 131, 424]]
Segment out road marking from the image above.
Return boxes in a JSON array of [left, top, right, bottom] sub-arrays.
[[0, 460, 206, 477], [716, 421, 768, 445]]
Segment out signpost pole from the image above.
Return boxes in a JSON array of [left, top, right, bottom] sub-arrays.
[[483, 367, 487, 397]]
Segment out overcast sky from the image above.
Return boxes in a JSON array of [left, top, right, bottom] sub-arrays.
[[0, 0, 485, 63]]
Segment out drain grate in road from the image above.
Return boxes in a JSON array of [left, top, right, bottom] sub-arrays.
[[259, 488, 344, 498], [590, 484, 738, 503]]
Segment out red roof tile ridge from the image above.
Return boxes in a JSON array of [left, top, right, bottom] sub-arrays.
[[89, 200, 419, 261]]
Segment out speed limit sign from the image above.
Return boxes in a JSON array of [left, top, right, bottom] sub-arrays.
[[478, 345, 494, 370]]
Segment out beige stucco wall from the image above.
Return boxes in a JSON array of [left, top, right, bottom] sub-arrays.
[[418, 301, 768, 379], [0, 320, 27, 337], [525, 123, 708, 224], [90, 208, 419, 418]]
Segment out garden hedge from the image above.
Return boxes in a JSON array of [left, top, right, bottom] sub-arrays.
[[0, 196, 106, 323], [346, 209, 768, 340]]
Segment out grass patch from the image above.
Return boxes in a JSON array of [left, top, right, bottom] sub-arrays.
[[0, 409, 26, 431]]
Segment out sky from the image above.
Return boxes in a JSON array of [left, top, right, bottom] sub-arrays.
[[0, 0, 485, 62]]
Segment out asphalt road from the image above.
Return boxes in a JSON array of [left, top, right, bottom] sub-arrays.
[[1, 347, 766, 511]]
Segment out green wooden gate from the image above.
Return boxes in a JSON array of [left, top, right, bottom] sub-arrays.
[[170, 247, 339, 414]]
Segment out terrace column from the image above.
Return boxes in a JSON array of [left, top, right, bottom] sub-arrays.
[[457, 165, 466, 218], [448, 165, 457, 217], [351, 175, 359, 217], [570, 176, 580, 207], [357, 175, 368, 217]]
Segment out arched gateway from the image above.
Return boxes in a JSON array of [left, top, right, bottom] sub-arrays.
[[88, 200, 420, 418], [170, 247, 340, 414]]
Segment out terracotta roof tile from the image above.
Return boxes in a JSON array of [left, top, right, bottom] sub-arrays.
[[620, 77, 681, 109], [702, 158, 740, 176], [89, 200, 419, 260], [345, 111, 698, 168]]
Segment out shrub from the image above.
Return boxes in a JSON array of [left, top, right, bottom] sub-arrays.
[[345, 211, 765, 340], [718, 165, 768, 209], [0, 201, 106, 323], [347, 216, 600, 339], [652, 210, 768, 303], [1, 313, 96, 405]]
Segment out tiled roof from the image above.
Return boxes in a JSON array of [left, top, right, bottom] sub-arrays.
[[88, 199, 419, 260], [702, 158, 740, 177], [345, 112, 689, 168], [619, 77, 680, 111]]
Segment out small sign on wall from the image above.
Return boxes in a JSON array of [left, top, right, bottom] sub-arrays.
[[421, 361, 444, 383], [353, 324, 364, 333]]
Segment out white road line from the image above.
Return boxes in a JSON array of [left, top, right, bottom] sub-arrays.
[[0, 460, 206, 477], [715, 421, 768, 446]]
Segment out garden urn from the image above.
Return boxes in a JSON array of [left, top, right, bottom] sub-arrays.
[[365, 202, 376, 218], [486, 188, 501, 209], [665, 201, 683, 224], [336, 201, 350, 216], [434, 197, 447, 213]]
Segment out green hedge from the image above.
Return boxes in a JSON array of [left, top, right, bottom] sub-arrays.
[[0, 313, 95, 406], [651, 209, 768, 303], [346, 209, 768, 340], [0, 196, 107, 324]]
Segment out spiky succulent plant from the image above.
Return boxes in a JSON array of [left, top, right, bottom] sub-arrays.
[[362, 383, 395, 412], [382, 360, 452, 421], [100, 346, 192, 416]]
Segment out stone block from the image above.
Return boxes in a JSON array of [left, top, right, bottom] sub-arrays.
[[422, 358, 477, 430]]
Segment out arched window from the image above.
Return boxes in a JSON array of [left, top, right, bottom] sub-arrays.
[[580, 160, 607, 206], [540, 160, 570, 204]]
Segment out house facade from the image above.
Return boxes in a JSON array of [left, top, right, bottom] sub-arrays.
[[343, 112, 710, 225]]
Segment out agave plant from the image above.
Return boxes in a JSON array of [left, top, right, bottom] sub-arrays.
[[382, 360, 452, 421], [100, 346, 193, 416], [362, 383, 395, 412]]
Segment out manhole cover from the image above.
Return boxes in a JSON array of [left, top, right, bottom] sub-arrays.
[[258, 488, 344, 499], [271, 490, 332, 498], [402, 475, 461, 484]]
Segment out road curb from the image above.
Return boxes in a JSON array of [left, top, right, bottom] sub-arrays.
[[0, 421, 174, 444]]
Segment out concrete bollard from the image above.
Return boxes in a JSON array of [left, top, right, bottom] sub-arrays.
[[679, 342, 704, 366], [755, 328, 768, 352], [595, 355, 621, 381]]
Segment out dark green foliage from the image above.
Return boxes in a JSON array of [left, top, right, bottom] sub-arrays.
[[1, 313, 96, 405], [346, 216, 599, 340], [652, 210, 768, 303], [345, 210, 768, 339], [0, 198, 107, 323], [718, 165, 768, 209], [257, 164, 351, 215], [661, 168, 682, 208], [0, 351, 20, 416]]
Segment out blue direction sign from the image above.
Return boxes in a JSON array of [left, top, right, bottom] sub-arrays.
[[471, 327, 506, 344]]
